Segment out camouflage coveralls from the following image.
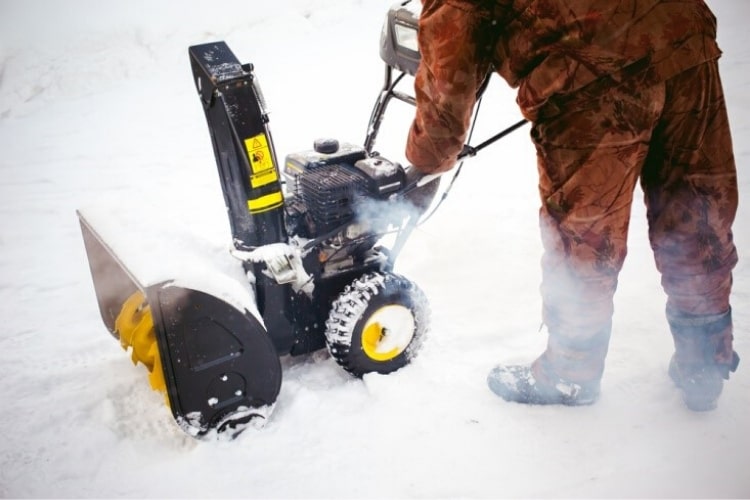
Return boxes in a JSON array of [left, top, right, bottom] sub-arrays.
[[406, 0, 739, 385]]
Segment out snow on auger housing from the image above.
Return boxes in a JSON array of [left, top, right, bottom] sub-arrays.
[[77, 1, 432, 438]]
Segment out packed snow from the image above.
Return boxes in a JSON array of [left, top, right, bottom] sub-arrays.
[[1, 0, 748, 497]]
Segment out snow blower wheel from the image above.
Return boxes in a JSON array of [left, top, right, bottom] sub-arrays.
[[325, 272, 429, 377]]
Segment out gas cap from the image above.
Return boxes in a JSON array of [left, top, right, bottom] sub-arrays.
[[313, 138, 339, 154]]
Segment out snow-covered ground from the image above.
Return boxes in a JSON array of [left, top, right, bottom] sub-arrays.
[[1, 0, 748, 497]]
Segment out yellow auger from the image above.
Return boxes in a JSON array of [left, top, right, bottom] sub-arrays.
[[114, 291, 167, 397]]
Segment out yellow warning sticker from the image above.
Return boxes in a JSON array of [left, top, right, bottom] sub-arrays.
[[244, 133, 278, 188]]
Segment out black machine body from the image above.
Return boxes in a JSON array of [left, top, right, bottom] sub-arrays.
[[79, 0, 522, 438]]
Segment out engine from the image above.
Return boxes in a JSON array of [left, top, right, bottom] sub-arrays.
[[283, 140, 408, 273]]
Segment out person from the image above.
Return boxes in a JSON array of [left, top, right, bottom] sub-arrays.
[[404, 0, 740, 411]]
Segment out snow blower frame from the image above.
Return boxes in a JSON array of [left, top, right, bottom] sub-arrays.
[[77, 0, 526, 439]]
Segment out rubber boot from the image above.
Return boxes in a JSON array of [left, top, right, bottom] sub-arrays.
[[487, 328, 608, 406], [487, 357, 600, 406], [667, 308, 740, 411]]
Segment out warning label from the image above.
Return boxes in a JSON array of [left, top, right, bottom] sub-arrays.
[[244, 134, 278, 188]]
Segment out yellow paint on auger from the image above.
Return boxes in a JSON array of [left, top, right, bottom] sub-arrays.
[[115, 291, 167, 399]]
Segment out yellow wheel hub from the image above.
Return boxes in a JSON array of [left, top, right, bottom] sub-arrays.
[[115, 291, 167, 397], [361, 305, 415, 362]]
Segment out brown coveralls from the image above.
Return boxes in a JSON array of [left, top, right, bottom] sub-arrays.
[[406, 0, 739, 384]]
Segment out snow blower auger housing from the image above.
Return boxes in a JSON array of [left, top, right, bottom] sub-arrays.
[[78, 2, 431, 438]]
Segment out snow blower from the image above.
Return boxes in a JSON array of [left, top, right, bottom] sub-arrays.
[[77, 0, 526, 439]]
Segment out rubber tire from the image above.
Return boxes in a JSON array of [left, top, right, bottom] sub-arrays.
[[325, 272, 429, 377]]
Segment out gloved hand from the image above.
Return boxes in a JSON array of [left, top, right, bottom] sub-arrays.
[[402, 165, 441, 214]]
